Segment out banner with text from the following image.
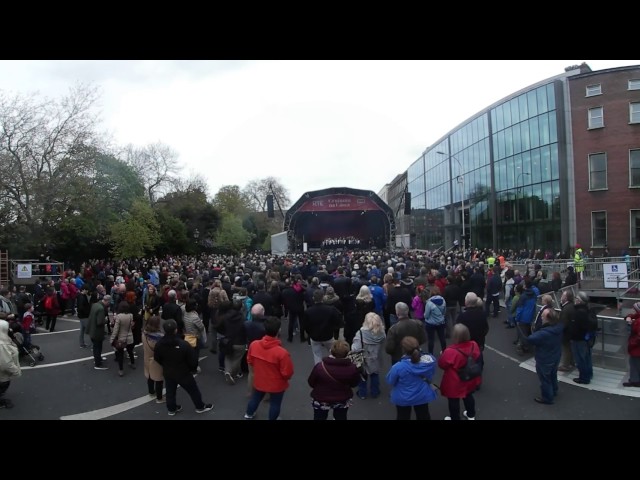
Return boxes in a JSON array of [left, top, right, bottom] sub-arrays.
[[297, 195, 382, 212]]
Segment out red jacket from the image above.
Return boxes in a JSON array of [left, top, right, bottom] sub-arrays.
[[628, 318, 640, 357], [247, 335, 294, 393], [438, 340, 482, 398]]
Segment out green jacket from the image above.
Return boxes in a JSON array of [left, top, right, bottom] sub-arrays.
[[574, 249, 585, 272], [87, 302, 107, 341]]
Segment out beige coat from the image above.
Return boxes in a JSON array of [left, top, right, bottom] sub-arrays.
[[142, 331, 164, 381], [110, 313, 134, 347]]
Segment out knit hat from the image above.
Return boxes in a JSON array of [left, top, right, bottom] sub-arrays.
[[634, 302, 640, 314]]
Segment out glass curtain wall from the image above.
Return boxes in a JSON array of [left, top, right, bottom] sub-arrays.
[[404, 81, 562, 253]]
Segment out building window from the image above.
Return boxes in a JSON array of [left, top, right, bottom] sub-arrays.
[[588, 106, 604, 129], [631, 149, 640, 187], [632, 210, 640, 247], [586, 84, 602, 97], [591, 211, 607, 247], [589, 152, 607, 190], [629, 79, 640, 91], [631, 102, 640, 124]]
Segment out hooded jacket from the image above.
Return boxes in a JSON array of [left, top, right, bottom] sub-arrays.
[[351, 327, 386, 374], [424, 295, 446, 326], [0, 320, 21, 382], [247, 335, 294, 393], [386, 353, 437, 406]]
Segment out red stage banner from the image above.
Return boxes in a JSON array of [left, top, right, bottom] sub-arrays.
[[297, 194, 382, 212]]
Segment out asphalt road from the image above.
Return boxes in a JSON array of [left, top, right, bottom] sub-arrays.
[[2, 311, 639, 421]]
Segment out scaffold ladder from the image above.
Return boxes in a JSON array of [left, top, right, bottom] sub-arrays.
[[0, 250, 8, 287]]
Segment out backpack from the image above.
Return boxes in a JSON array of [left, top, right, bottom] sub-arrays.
[[453, 344, 482, 381], [43, 295, 53, 311]]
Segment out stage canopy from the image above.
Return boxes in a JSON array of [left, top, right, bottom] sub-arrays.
[[283, 187, 395, 250]]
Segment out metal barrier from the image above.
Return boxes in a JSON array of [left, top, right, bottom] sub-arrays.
[[536, 285, 629, 372], [9, 259, 65, 285]]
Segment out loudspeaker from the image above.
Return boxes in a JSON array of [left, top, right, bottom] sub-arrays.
[[404, 192, 411, 215], [267, 194, 274, 218]]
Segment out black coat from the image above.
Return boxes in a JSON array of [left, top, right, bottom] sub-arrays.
[[456, 306, 490, 349], [154, 334, 198, 381], [303, 303, 342, 342]]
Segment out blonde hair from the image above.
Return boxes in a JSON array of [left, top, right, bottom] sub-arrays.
[[356, 285, 373, 302], [362, 312, 384, 335]]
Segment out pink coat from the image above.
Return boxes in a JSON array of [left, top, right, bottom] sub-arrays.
[[438, 340, 482, 398]]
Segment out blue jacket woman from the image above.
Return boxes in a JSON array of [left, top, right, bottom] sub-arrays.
[[386, 336, 437, 420]]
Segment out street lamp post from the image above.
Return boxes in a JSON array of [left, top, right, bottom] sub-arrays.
[[437, 151, 465, 250], [193, 228, 200, 254], [516, 172, 530, 249]]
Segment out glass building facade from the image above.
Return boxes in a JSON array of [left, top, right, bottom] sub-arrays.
[[400, 78, 566, 253]]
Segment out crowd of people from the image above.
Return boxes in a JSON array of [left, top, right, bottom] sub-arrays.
[[0, 245, 638, 418]]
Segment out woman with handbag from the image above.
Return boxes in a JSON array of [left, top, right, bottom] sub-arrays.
[[385, 336, 437, 420], [142, 315, 165, 403], [307, 340, 361, 420], [110, 301, 136, 377], [350, 312, 386, 400], [183, 299, 206, 372]]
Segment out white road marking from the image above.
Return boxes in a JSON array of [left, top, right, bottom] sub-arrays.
[[34, 328, 80, 335], [21, 345, 142, 370], [484, 344, 522, 363], [59, 355, 209, 420]]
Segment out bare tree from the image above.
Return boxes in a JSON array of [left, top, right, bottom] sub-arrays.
[[242, 176, 290, 213], [125, 141, 180, 204], [0, 83, 101, 236]]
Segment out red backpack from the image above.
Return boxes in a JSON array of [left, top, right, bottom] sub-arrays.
[[43, 295, 53, 311]]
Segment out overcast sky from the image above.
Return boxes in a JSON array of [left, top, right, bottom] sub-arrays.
[[0, 60, 637, 206]]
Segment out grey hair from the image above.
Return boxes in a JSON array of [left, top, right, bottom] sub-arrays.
[[168, 289, 177, 299], [395, 301, 409, 317], [576, 291, 590, 304]]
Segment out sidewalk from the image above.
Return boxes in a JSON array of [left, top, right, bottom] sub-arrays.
[[519, 357, 640, 398]]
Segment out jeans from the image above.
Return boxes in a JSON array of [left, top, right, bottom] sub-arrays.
[[571, 339, 593, 383], [396, 403, 430, 420], [246, 390, 285, 420], [425, 324, 446, 355], [357, 373, 380, 398], [79, 318, 89, 346], [287, 311, 303, 341], [447, 394, 475, 420], [92, 338, 104, 366], [505, 298, 514, 326], [165, 376, 205, 412], [629, 356, 640, 383], [535, 361, 558, 403], [485, 294, 500, 317], [389, 314, 398, 327]]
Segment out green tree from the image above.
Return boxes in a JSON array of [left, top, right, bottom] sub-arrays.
[[154, 209, 191, 256], [109, 199, 160, 258], [212, 185, 251, 216], [155, 186, 220, 251], [214, 212, 253, 253]]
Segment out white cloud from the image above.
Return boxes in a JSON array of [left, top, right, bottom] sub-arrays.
[[0, 59, 637, 205]]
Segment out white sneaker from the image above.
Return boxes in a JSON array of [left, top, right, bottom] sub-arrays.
[[155, 398, 166, 404], [444, 416, 452, 420], [463, 410, 475, 420], [244, 412, 255, 419]]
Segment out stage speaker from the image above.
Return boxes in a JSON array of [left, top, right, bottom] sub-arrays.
[[404, 192, 411, 215], [267, 194, 275, 218]]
